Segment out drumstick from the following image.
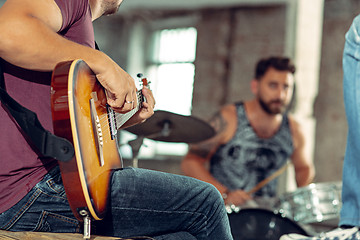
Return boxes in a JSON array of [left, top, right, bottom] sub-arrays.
[[246, 161, 291, 195]]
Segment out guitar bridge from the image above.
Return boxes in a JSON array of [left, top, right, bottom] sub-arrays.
[[89, 94, 105, 166]]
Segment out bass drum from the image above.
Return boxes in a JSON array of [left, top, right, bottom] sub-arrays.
[[228, 208, 308, 240]]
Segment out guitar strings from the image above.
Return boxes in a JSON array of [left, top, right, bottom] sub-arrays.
[[95, 106, 139, 137], [96, 106, 139, 132]]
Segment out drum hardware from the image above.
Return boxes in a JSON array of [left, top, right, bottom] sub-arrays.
[[225, 204, 241, 214], [127, 136, 145, 168]]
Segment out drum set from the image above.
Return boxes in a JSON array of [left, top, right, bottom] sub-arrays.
[[227, 182, 342, 240], [126, 110, 342, 240]]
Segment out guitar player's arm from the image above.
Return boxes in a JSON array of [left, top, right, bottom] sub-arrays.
[[0, 0, 150, 117]]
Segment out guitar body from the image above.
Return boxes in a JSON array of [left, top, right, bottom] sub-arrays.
[[51, 59, 122, 221]]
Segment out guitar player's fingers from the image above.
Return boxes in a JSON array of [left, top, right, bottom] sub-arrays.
[[109, 89, 139, 113], [102, 89, 136, 113], [139, 87, 155, 116], [127, 90, 138, 108], [143, 86, 155, 108], [106, 91, 133, 113], [122, 92, 137, 107], [121, 86, 155, 129]]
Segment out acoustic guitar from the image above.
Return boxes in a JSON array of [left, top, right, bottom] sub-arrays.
[[51, 59, 146, 225]]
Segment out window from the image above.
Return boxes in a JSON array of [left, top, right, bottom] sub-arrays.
[[119, 26, 198, 160], [148, 27, 197, 116]]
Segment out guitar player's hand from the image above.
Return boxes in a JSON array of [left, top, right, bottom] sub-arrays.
[[94, 53, 139, 113], [121, 85, 155, 129]]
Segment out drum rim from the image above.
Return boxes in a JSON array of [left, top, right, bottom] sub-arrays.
[[228, 207, 305, 225], [228, 207, 309, 238], [280, 181, 342, 196], [275, 181, 342, 224]]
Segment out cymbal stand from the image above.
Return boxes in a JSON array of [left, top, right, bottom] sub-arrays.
[[126, 121, 171, 168], [128, 136, 144, 168], [160, 120, 171, 137]]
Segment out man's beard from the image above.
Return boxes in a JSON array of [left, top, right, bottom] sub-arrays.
[[258, 97, 287, 115], [102, 1, 121, 16]]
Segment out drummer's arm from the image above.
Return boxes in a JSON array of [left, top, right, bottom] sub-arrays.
[[181, 106, 232, 195], [182, 106, 252, 205], [182, 143, 228, 194], [181, 143, 252, 205], [289, 117, 315, 187]]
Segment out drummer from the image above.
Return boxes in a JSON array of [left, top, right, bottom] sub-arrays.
[[181, 56, 315, 209]]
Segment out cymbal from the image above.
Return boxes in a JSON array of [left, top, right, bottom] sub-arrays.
[[125, 110, 215, 143]]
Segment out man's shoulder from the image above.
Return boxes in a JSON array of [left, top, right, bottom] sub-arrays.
[[286, 114, 301, 128], [286, 114, 306, 144], [220, 103, 238, 118]]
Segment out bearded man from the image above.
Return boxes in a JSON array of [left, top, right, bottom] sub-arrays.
[[182, 56, 315, 208]]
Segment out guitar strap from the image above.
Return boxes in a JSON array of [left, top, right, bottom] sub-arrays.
[[0, 59, 74, 162]]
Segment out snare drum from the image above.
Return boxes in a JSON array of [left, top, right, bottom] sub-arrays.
[[228, 208, 308, 240], [275, 182, 342, 224]]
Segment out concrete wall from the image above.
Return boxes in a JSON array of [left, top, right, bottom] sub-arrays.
[[192, 6, 287, 119], [313, 0, 360, 182]]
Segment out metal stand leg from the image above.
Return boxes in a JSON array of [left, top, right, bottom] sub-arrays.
[[128, 136, 144, 168], [126, 125, 171, 168], [132, 157, 139, 168], [79, 210, 91, 239]]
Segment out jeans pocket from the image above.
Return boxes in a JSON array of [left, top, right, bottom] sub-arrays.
[[34, 210, 80, 233], [0, 189, 42, 231], [45, 173, 66, 198]]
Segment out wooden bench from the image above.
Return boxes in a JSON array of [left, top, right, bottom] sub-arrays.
[[0, 230, 122, 240]]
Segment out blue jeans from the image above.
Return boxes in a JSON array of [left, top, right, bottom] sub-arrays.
[[0, 166, 233, 239], [341, 14, 360, 227]]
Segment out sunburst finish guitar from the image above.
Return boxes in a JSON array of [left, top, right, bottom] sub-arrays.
[[50, 59, 146, 236]]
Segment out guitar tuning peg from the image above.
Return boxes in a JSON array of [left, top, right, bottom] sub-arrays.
[[136, 73, 150, 88]]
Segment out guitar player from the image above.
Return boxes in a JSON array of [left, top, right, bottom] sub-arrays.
[[0, 0, 233, 239]]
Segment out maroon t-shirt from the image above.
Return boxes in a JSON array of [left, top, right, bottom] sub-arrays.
[[0, 0, 95, 213]]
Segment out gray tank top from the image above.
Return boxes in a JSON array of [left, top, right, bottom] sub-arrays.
[[210, 102, 293, 197]]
